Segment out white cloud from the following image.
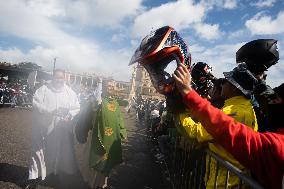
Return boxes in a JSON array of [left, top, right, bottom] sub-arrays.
[[0, 48, 26, 63], [201, 0, 238, 10], [0, 0, 134, 81], [266, 64, 284, 88], [266, 39, 284, 87], [0, 0, 90, 47], [190, 42, 244, 78], [0, 45, 133, 81], [191, 41, 284, 87], [132, 0, 223, 41], [132, 0, 206, 38], [250, 0, 277, 8], [0, 0, 282, 84], [66, 0, 143, 27], [111, 33, 126, 43], [26, 0, 65, 17], [245, 11, 284, 35], [24, 0, 143, 28], [228, 29, 248, 39], [190, 44, 206, 53], [193, 23, 222, 40], [223, 0, 238, 9]]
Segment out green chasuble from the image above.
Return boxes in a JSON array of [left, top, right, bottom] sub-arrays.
[[89, 97, 127, 174]]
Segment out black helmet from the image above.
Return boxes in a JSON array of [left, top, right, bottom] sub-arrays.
[[191, 62, 216, 96], [191, 62, 213, 81], [236, 39, 279, 74]]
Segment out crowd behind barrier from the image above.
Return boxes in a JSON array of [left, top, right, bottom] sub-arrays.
[[0, 78, 99, 108], [0, 79, 33, 107], [138, 99, 265, 189]]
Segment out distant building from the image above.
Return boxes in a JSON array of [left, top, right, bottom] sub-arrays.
[[129, 64, 164, 100], [0, 62, 163, 100], [103, 78, 130, 99], [66, 72, 96, 87]]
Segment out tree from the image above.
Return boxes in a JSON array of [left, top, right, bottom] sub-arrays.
[[17, 62, 42, 70]]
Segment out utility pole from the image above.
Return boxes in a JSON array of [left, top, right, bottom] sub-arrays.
[[53, 57, 57, 71]]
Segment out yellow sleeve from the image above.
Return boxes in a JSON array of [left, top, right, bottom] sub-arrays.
[[179, 113, 213, 143]]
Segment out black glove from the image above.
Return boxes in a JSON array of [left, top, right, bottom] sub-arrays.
[[75, 101, 96, 143]]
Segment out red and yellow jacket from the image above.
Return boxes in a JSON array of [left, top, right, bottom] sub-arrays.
[[182, 90, 284, 189]]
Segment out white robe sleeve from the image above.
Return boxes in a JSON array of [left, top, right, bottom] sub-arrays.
[[33, 86, 53, 114], [93, 81, 102, 104]]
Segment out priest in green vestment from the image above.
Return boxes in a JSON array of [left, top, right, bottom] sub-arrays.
[[77, 79, 127, 189], [89, 97, 127, 174]]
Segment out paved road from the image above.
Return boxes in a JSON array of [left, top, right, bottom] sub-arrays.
[[0, 108, 170, 189]]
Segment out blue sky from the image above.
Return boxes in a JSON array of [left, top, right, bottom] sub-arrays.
[[0, 0, 283, 87]]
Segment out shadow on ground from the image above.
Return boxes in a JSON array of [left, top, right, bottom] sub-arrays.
[[108, 110, 172, 189], [0, 163, 28, 187]]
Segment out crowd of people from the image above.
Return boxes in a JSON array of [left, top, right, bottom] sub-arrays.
[[103, 35, 284, 189], [0, 75, 101, 109], [2, 26, 283, 189], [0, 79, 32, 107], [129, 28, 283, 189]]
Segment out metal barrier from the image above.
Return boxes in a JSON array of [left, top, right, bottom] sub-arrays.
[[147, 126, 265, 189], [205, 150, 264, 189], [144, 106, 265, 189]]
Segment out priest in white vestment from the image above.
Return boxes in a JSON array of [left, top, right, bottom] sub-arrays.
[[28, 69, 80, 188]]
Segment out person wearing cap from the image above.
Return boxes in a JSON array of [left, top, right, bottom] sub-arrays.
[[173, 63, 284, 189], [175, 64, 258, 188]]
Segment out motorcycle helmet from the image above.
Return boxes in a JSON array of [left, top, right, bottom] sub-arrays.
[[236, 39, 279, 75], [191, 62, 216, 96], [129, 26, 191, 94]]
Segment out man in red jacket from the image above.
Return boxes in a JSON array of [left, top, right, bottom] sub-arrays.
[[173, 63, 284, 189]]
